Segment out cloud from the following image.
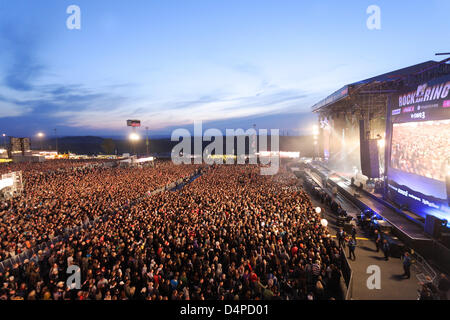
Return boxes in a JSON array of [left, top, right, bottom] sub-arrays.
[[0, 24, 45, 91], [0, 18, 312, 136], [0, 22, 132, 128], [132, 88, 310, 131]]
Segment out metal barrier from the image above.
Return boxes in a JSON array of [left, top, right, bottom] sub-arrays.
[[339, 247, 354, 300], [411, 250, 438, 286]]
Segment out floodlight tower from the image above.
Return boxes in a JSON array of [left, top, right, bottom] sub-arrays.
[[37, 132, 45, 150], [145, 126, 150, 156], [129, 132, 140, 155], [126, 120, 141, 156], [54, 128, 58, 153]]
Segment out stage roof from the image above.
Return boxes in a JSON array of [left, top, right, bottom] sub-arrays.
[[311, 60, 448, 113]]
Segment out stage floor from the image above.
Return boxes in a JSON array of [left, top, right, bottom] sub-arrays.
[[309, 163, 431, 242]]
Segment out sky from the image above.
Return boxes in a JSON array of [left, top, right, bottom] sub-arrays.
[[0, 0, 449, 138]]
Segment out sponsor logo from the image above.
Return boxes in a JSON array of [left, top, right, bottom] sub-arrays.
[[391, 108, 401, 115], [417, 103, 438, 111], [402, 106, 414, 113], [410, 111, 426, 120]]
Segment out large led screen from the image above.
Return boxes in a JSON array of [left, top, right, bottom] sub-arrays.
[[391, 120, 449, 182], [387, 75, 450, 224]]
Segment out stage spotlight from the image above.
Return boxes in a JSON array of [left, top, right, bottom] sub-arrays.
[[315, 207, 322, 214], [320, 219, 328, 227]]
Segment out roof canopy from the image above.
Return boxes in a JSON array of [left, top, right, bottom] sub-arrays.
[[311, 60, 450, 114]]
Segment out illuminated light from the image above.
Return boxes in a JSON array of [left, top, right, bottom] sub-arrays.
[[377, 138, 385, 149], [134, 156, 155, 163], [37, 132, 45, 138], [312, 125, 319, 136], [320, 219, 328, 227], [0, 149, 5, 153], [256, 151, 300, 158], [0, 177, 14, 190], [315, 207, 322, 214], [129, 133, 141, 141]]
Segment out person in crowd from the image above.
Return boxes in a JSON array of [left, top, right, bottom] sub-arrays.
[[382, 240, 390, 261], [437, 273, 450, 300], [374, 230, 382, 253], [350, 225, 357, 239], [347, 237, 356, 261], [337, 228, 345, 248], [401, 252, 411, 279], [418, 282, 434, 300], [423, 276, 438, 298]]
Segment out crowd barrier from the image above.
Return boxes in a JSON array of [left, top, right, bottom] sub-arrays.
[[340, 247, 354, 300]]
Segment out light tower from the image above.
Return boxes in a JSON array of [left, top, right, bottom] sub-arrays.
[[37, 132, 45, 150], [145, 126, 149, 156]]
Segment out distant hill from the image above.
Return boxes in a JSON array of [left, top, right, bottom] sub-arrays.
[[31, 135, 316, 157]]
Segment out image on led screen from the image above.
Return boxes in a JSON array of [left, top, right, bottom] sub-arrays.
[[391, 119, 450, 182]]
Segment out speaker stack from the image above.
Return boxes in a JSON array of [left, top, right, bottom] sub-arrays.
[[359, 120, 380, 179]]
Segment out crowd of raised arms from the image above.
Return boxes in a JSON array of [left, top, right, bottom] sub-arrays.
[[0, 160, 343, 300]]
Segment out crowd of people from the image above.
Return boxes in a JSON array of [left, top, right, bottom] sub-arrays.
[[0, 160, 201, 261], [0, 161, 343, 300], [418, 274, 450, 300]]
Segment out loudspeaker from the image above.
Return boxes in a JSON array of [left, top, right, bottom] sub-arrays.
[[21, 138, 31, 152], [10, 137, 21, 152], [441, 233, 450, 247], [424, 214, 443, 238], [359, 120, 369, 174], [367, 139, 380, 178], [359, 120, 380, 178]]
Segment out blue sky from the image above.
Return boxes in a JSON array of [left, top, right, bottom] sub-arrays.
[[0, 0, 449, 138]]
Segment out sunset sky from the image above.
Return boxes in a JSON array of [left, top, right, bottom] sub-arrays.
[[0, 0, 449, 137]]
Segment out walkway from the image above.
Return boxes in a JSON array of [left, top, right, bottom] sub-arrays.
[[300, 173, 420, 300]]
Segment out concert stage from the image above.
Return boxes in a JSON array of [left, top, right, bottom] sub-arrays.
[[303, 160, 450, 273], [308, 161, 430, 242], [308, 58, 450, 273]]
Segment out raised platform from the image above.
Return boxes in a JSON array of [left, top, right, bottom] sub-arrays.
[[310, 162, 430, 241], [298, 168, 424, 299], [304, 161, 450, 274]]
